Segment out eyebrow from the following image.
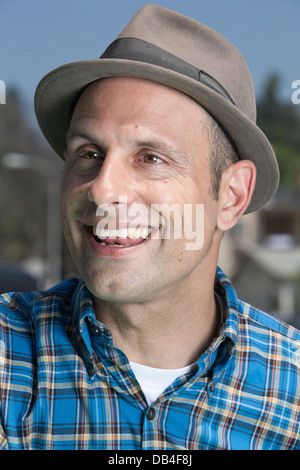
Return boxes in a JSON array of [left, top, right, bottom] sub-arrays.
[[134, 138, 187, 159], [65, 129, 94, 147]]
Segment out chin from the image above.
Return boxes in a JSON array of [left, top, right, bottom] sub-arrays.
[[82, 270, 139, 303]]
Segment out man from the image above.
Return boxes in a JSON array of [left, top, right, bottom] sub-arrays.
[[0, 4, 299, 450]]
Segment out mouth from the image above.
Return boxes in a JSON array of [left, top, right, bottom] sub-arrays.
[[89, 225, 153, 247]]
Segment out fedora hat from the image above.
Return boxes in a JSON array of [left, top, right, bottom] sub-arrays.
[[34, 4, 279, 213]]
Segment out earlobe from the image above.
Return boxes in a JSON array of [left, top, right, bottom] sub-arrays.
[[217, 160, 256, 232]]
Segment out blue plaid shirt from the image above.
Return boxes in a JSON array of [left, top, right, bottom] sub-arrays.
[[0, 267, 300, 450]]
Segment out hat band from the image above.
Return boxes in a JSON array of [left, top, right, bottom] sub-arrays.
[[100, 38, 235, 105]]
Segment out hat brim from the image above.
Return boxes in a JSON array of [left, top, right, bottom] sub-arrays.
[[34, 58, 279, 213]]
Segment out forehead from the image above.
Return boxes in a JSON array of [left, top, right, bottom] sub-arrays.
[[69, 78, 210, 155], [73, 77, 208, 124]]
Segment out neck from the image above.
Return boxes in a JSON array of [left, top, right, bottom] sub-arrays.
[[92, 271, 220, 369]]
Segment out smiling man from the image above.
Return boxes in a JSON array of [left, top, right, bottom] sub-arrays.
[[1, 4, 300, 450], [61, 77, 243, 368]]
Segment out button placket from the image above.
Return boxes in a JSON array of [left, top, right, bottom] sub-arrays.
[[206, 377, 215, 399]]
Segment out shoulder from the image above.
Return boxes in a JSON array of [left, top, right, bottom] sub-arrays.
[[0, 277, 83, 332], [237, 299, 300, 340], [0, 278, 84, 373], [236, 299, 300, 366], [217, 266, 300, 345], [216, 266, 300, 370]]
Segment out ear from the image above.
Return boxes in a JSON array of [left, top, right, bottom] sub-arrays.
[[217, 160, 256, 232]]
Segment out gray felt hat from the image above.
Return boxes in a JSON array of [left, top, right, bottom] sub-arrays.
[[34, 4, 279, 213]]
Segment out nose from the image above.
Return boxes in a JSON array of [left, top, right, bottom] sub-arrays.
[[88, 151, 134, 206]]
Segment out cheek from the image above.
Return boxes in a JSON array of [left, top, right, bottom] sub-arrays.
[[61, 171, 86, 212], [60, 191, 74, 244], [60, 177, 69, 217], [61, 177, 83, 245], [61, 180, 73, 226]]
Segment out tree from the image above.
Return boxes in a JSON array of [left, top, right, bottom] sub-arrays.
[[0, 89, 63, 269], [257, 74, 300, 189]]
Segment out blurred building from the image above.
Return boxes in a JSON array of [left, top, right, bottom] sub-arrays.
[[218, 190, 300, 328]]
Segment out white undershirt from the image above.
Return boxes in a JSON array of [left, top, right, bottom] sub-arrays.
[[130, 361, 194, 405]]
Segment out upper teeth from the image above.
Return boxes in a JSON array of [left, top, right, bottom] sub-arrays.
[[93, 226, 150, 240]]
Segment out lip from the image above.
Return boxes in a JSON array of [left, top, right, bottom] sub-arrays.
[[85, 225, 156, 258]]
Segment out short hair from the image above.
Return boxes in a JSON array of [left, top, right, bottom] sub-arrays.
[[204, 113, 240, 200]]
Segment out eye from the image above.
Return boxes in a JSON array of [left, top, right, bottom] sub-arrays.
[[79, 150, 102, 160], [141, 154, 163, 164]]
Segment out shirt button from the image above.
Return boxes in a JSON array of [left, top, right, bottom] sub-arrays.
[[146, 407, 156, 421], [91, 326, 101, 335], [87, 364, 95, 376]]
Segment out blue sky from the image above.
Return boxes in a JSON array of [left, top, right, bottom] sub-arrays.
[[1, 0, 299, 125]]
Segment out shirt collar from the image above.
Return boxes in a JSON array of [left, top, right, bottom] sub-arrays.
[[200, 266, 239, 379], [69, 280, 112, 373], [69, 266, 240, 377], [215, 265, 239, 346]]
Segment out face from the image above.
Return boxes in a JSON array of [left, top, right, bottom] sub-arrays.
[[62, 77, 221, 304]]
